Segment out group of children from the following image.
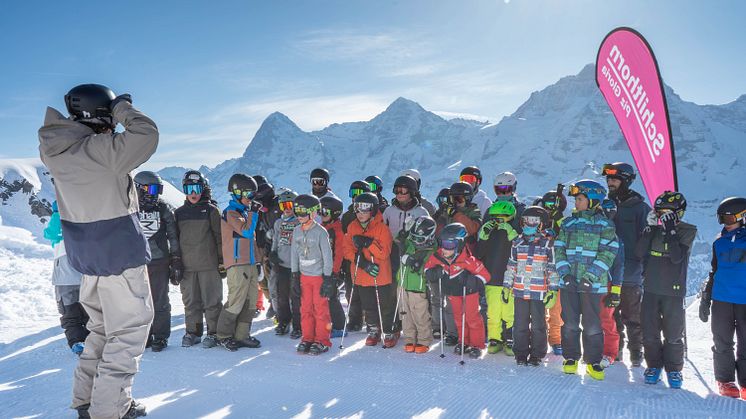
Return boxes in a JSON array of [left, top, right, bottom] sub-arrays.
[[45, 163, 746, 399]]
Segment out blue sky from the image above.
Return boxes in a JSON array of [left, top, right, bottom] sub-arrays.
[[1, 1, 744, 169]]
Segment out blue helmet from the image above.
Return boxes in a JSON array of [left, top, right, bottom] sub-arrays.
[[569, 179, 607, 209]]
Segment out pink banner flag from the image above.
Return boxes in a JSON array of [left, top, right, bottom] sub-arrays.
[[595, 27, 678, 203]]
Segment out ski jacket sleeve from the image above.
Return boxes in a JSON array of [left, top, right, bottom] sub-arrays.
[[546, 242, 560, 291], [582, 219, 619, 282], [554, 225, 570, 278], [162, 203, 180, 258], [361, 222, 393, 265], [504, 240, 518, 287], [320, 227, 334, 277], [664, 224, 697, 265], [271, 218, 281, 253], [290, 227, 299, 273], [210, 205, 223, 263]]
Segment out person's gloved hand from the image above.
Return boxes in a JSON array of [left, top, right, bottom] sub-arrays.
[[561, 274, 577, 290], [578, 274, 594, 293], [269, 251, 281, 266], [291, 271, 301, 282], [497, 222, 517, 238], [445, 203, 456, 217], [465, 274, 485, 294], [218, 264, 227, 279], [426, 266, 444, 283], [250, 201, 263, 213], [320, 275, 335, 298], [605, 285, 621, 308], [169, 256, 184, 285], [478, 220, 497, 241], [405, 255, 424, 273], [699, 289, 711, 323], [646, 210, 659, 227], [501, 286, 511, 303], [503, 268, 515, 288], [109, 93, 132, 111], [544, 290, 558, 309], [660, 212, 678, 235], [353, 235, 374, 250], [358, 258, 379, 277]]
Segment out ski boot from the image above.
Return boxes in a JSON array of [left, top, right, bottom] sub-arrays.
[[469, 347, 482, 359], [717, 381, 740, 398], [383, 332, 400, 348], [741, 387, 746, 400], [122, 400, 146, 419], [71, 342, 85, 356], [235, 336, 261, 349], [404, 343, 416, 353], [253, 309, 261, 319], [644, 367, 662, 385], [587, 363, 605, 381], [365, 328, 381, 346], [516, 357, 528, 366], [487, 339, 503, 354], [202, 334, 219, 348], [219, 338, 239, 352], [600, 355, 614, 369], [181, 333, 201, 347], [454, 344, 472, 355], [432, 329, 441, 340], [562, 359, 578, 374], [309, 342, 329, 355], [551, 344, 562, 356], [528, 356, 542, 367], [76, 403, 91, 419], [151, 338, 168, 352], [667, 371, 683, 389], [630, 350, 643, 367], [297, 341, 312, 354], [275, 322, 289, 336], [289, 328, 302, 340], [503, 340, 514, 357], [414, 344, 429, 354]]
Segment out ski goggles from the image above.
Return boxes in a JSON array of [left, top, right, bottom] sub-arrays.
[[488, 216, 509, 224], [232, 189, 255, 199], [182, 184, 203, 195], [439, 238, 461, 251], [601, 164, 620, 177], [459, 174, 478, 185], [494, 185, 514, 195], [567, 184, 583, 197], [718, 210, 746, 225], [137, 183, 163, 196], [436, 195, 449, 207], [354, 201, 375, 213], [349, 188, 366, 198], [449, 195, 466, 204], [294, 206, 317, 217], [521, 215, 542, 227], [368, 182, 379, 192], [320, 207, 334, 217], [279, 201, 294, 211], [393, 186, 410, 196], [311, 178, 327, 186], [542, 200, 557, 209]]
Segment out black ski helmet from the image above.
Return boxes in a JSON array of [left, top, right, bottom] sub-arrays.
[[520, 206, 550, 230], [460, 166, 482, 187], [294, 194, 321, 216], [353, 192, 380, 216], [255, 182, 276, 202], [602, 162, 637, 188], [183, 170, 207, 187], [65, 84, 116, 121], [716, 196, 746, 226], [134, 171, 163, 206], [539, 190, 568, 213], [252, 175, 269, 187], [321, 195, 344, 220], [349, 180, 372, 199], [436, 187, 450, 208], [365, 175, 384, 193], [310, 168, 330, 184], [449, 181, 474, 204], [228, 173, 257, 198], [393, 175, 419, 196], [438, 222, 467, 254], [409, 215, 436, 246], [654, 191, 687, 220]]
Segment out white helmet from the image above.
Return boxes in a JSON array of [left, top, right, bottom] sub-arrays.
[[400, 168, 421, 188], [493, 172, 517, 195]]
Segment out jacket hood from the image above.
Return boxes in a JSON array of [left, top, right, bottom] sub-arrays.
[[38, 107, 95, 158]]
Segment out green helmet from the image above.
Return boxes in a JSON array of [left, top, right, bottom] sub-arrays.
[[487, 201, 516, 221]]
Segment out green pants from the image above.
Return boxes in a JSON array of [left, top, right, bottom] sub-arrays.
[[216, 264, 259, 341], [486, 285, 514, 342]]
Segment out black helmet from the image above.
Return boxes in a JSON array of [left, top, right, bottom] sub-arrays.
[[182, 170, 208, 195], [252, 175, 269, 187], [353, 192, 380, 216], [449, 181, 474, 204], [539, 190, 567, 213], [321, 195, 344, 220], [654, 191, 687, 220], [717, 196, 746, 226], [602, 162, 637, 188], [438, 222, 467, 254], [365, 175, 384, 193], [393, 175, 419, 195], [65, 84, 116, 121], [228, 173, 258, 199], [520, 206, 550, 230], [459, 166, 482, 187], [134, 171, 163, 205], [255, 182, 276, 202], [409, 216, 436, 247], [349, 180, 372, 199], [310, 168, 330, 184], [436, 187, 450, 208], [294, 194, 321, 217]]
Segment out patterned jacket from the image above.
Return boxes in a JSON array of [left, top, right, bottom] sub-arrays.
[[504, 234, 559, 300], [554, 209, 619, 294]]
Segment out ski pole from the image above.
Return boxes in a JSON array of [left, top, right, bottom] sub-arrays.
[[339, 253, 360, 350], [371, 256, 386, 348], [391, 259, 404, 332], [460, 281, 466, 365], [438, 270, 445, 359]]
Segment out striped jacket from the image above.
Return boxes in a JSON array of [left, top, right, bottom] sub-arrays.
[[504, 234, 559, 300], [554, 209, 619, 294]]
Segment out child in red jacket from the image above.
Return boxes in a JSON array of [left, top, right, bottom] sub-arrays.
[[321, 196, 347, 336], [424, 222, 490, 359]]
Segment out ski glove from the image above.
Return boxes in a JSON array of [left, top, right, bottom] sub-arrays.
[[660, 212, 678, 235], [561, 274, 577, 290], [699, 289, 711, 323], [352, 235, 374, 250], [405, 255, 424, 273], [605, 285, 621, 308], [109, 93, 132, 111], [358, 258, 379, 277], [497, 222, 518, 240], [320, 275, 335, 298], [169, 256, 184, 286], [478, 220, 497, 241], [501, 286, 511, 303], [291, 271, 301, 282], [250, 201, 263, 213], [577, 274, 594, 293], [426, 266, 444, 284], [269, 250, 282, 267], [543, 290, 557, 309], [465, 274, 485, 294], [218, 264, 227, 279], [646, 210, 659, 227]]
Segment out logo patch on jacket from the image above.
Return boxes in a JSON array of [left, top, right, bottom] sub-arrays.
[[138, 211, 161, 239]]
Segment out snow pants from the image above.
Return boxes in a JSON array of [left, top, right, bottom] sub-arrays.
[[641, 292, 685, 372], [72, 265, 153, 419], [274, 265, 301, 331], [600, 296, 619, 361], [181, 269, 223, 336], [561, 291, 603, 364], [343, 264, 363, 328], [328, 278, 346, 330], [56, 285, 89, 348], [358, 283, 396, 334], [485, 285, 514, 344], [147, 257, 171, 341], [546, 291, 562, 346], [513, 298, 547, 360], [449, 292, 485, 349], [615, 284, 643, 353], [711, 300, 746, 386], [300, 275, 332, 346], [401, 290, 433, 346], [216, 264, 258, 341]]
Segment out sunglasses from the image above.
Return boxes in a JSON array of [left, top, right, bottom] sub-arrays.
[[394, 187, 409, 195], [311, 178, 327, 186], [494, 185, 514, 194], [354, 202, 375, 213], [349, 188, 366, 198], [279, 201, 294, 211], [182, 184, 202, 195], [233, 189, 255, 199], [138, 183, 163, 195], [459, 174, 477, 185]]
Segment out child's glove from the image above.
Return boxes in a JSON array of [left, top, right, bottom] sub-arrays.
[[605, 285, 621, 308], [426, 266, 444, 284], [218, 264, 227, 279], [291, 271, 301, 282], [169, 256, 184, 286], [544, 290, 557, 309], [320, 275, 335, 298], [353, 235, 374, 250], [660, 212, 678, 235], [478, 220, 497, 240], [699, 289, 711, 323], [358, 258, 379, 277]]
